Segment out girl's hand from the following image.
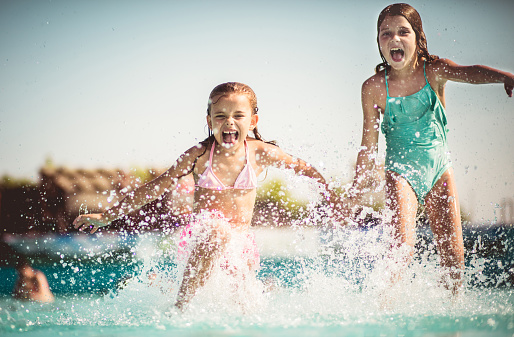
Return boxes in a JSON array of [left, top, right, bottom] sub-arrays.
[[505, 79, 513, 97], [337, 197, 359, 223], [325, 190, 355, 225], [73, 213, 110, 234]]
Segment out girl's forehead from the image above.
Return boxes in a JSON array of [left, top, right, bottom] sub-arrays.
[[211, 93, 251, 106], [380, 15, 412, 29]]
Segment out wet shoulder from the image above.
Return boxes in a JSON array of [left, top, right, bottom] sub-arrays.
[[247, 138, 282, 168], [176, 143, 210, 173], [426, 59, 457, 81], [247, 137, 267, 159], [362, 71, 386, 98], [425, 59, 451, 97], [362, 71, 387, 111]]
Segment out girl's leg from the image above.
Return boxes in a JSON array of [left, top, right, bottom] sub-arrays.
[[424, 168, 464, 295], [175, 225, 230, 310], [385, 171, 419, 279]]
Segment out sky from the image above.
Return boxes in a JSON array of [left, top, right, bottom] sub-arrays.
[[1, 0, 513, 223]]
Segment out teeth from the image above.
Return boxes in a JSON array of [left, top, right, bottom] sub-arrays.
[[391, 48, 402, 52], [223, 131, 237, 135]]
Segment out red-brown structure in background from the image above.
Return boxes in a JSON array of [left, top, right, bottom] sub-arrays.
[[39, 167, 130, 232], [0, 167, 194, 234], [0, 185, 40, 234]]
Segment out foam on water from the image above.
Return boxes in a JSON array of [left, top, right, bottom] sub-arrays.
[[1, 202, 514, 335]]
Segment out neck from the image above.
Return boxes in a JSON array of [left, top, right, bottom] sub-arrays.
[[389, 58, 421, 79], [214, 140, 246, 157]]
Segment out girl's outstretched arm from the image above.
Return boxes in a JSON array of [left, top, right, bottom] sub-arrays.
[[73, 146, 203, 233], [256, 142, 344, 213], [260, 144, 327, 184], [434, 59, 514, 97], [73, 170, 175, 233]]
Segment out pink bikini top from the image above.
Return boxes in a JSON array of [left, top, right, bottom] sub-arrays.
[[195, 141, 258, 190]]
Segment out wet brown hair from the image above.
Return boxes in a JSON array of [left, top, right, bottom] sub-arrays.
[[375, 3, 439, 73]]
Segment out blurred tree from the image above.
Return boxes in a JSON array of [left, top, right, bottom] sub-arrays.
[[253, 178, 310, 226]]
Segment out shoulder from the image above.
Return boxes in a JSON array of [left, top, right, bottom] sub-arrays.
[[362, 71, 386, 105], [247, 137, 278, 156], [169, 142, 209, 172], [425, 58, 460, 93], [426, 58, 457, 79], [430, 58, 456, 68], [183, 142, 209, 158], [362, 71, 385, 92], [247, 137, 286, 167], [361, 71, 386, 113]]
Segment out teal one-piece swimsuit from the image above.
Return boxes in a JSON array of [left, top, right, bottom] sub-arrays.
[[381, 62, 452, 204]]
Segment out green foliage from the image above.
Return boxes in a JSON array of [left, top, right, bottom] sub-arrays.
[[256, 178, 309, 220], [44, 156, 55, 169], [129, 167, 161, 184], [0, 175, 36, 189], [330, 177, 386, 212]]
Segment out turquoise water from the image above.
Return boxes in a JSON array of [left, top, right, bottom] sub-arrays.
[[1, 224, 513, 336]]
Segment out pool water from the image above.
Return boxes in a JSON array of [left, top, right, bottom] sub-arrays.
[[1, 224, 513, 336]]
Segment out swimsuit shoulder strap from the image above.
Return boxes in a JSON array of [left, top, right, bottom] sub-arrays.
[[384, 68, 390, 97], [423, 61, 428, 85]]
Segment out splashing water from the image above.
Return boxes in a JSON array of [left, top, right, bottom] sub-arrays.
[[1, 208, 514, 336]]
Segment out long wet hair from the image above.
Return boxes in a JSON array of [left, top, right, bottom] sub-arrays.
[[375, 3, 439, 73], [180, 82, 276, 179]]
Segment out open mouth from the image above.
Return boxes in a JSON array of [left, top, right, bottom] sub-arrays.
[[390, 47, 404, 62], [222, 131, 239, 145]]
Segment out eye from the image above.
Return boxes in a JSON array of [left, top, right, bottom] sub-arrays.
[[399, 29, 410, 36], [381, 31, 391, 37]]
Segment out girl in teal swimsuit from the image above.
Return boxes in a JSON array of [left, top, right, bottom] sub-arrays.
[[349, 3, 514, 294], [73, 82, 343, 311]]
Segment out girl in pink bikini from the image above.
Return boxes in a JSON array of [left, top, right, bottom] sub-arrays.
[[73, 82, 343, 311]]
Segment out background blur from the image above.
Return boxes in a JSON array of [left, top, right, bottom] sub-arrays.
[[1, 0, 513, 223]]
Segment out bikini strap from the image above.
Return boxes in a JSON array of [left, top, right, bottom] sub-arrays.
[[208, 142, 215, 165], [384, 67, 390, 97], [423, 61, 428, 85], [244, 140, 250, 164]]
